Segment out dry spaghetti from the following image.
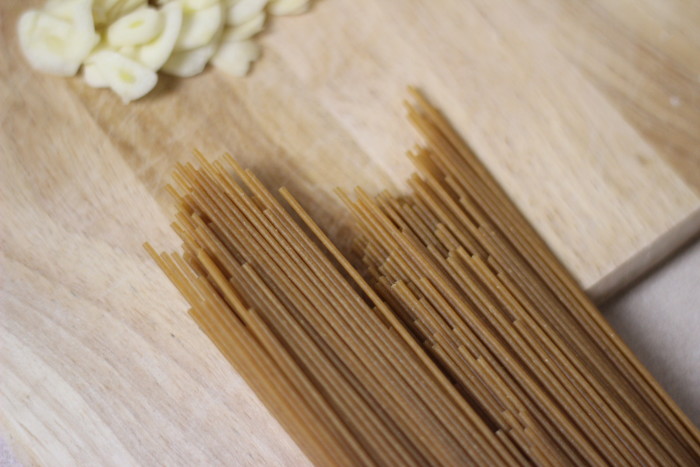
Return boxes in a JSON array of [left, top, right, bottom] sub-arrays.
[[146, 89, 700, 466]]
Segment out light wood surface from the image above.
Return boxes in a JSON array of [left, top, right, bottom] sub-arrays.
[[2, 0, 699, 464]]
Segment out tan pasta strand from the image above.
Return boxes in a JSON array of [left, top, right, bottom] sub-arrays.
[[146, 90, 700, 466]]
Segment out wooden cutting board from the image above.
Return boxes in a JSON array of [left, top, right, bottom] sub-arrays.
[[2, 0, 699, 464]]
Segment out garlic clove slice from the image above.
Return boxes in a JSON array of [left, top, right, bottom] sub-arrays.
[[89, 50, 158, 102], [210, 39, 260, 76], [162, 32, 220, 77], [43, 0, 101, 61], [118, 45, 139, 59], [107, 7, 163, 46], [175, 3, 223, 51], [91, 0, 122, 10], [92, 0, 122, 26], [183, 0, 220, 10], [44, 0, 92, 22], [136, 1, 183, 70], [106, 0, 147, 24], [226, 0, 267, 26], [221, 10, 264, 42], [18, 10, 90, 76], [83, 62, 110, 88]]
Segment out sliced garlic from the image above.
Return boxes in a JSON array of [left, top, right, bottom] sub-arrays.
[[105, 0, 147, 24], [211, 39, 260, 76], [18, 9, 98, 76], [88, 32, 112, 53], [18, 0, 310, 101], [221, 11, 264, 42], [44, 0, 90, 21], [136, 1, 183, 70], [162, 32, 220, 77], [89, 0, 123, 11], [44, 0, 100, 41], [18, 11, 76, 76], [107, 7, 163, 46], [119, 45, 139, 59], [83, 62, 109, 88], [92, 0, 121, 26], [175, 2, 223, 51], [88, 50, 158, 102], [183, 0, 220, 9], [226, 0, 267, 26], [92, 8, 107, 26], [268, 0, 309, 16]]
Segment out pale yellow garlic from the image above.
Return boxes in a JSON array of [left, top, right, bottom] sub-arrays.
[[107, 7, 163, 46], [183, 0, 220, 10], [221, 11, 265, 42], [18, 0, 312, 103], [175, 2, 223, 51], [105, 0, 147, 24], [162, 31, 220, 77], [82, 62, 109, 87], [136, 1, 183, 70], [88, 50, 158, 102], [226, 0, 267, 26], [118, 45, 138, 59], [211, 39, 259, 76], [45, 0, 93, 23], [18, 8, 98, 76], [92, 0, 121, 26]]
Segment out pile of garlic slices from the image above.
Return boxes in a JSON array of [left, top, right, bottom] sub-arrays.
[[18, 0, 311, 103]]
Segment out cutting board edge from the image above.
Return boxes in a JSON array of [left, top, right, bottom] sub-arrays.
[[589, 205, 700, 304]]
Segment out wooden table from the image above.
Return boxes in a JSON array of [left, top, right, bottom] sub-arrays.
[[2, 0, 699, 464]]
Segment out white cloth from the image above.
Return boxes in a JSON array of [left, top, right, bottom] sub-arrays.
[[604, 237, 700, 426]]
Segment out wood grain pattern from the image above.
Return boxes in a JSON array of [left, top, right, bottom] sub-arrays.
[[1, 0, 699, 464]]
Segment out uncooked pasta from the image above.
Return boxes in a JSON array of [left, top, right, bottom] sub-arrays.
[[146, 89, 700, 466]]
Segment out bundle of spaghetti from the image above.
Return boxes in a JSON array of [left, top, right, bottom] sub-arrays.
[[146, 154, 524, 466], [146, 90, 700, 465], [346, 89, 700, 465]]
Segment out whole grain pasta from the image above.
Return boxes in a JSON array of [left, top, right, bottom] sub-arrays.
[[146, 90, 700, 466]]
